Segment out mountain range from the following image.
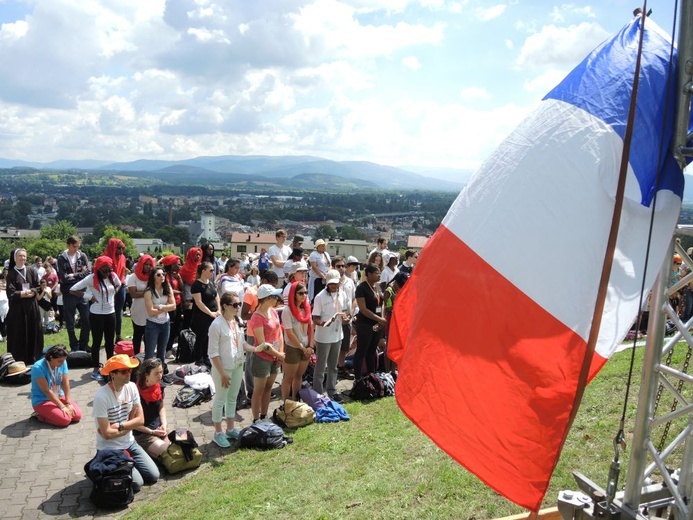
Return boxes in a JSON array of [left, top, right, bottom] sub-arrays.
[[0, 155, 473, 192]]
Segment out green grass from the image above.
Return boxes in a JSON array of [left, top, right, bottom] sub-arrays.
[[0, 317, 134, 357], [123, 340, 693, 520]]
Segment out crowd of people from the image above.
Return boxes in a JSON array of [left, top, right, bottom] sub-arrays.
[[14, 230, 418, 493]]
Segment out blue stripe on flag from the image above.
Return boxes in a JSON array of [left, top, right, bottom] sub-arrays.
[[544, 18, 684, 205]]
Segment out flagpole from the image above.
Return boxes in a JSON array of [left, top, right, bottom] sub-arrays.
[[621, 0, 693, 514], [622, 241, 671, 512]]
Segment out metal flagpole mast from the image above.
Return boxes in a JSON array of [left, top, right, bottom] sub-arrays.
[[558, 3, 693, 519], [622, 0, 693, 515]]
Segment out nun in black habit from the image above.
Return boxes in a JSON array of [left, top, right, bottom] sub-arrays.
[[6, 248, 43, 364]]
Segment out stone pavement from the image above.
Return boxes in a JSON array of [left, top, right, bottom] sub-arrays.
[[0, 358, 354, 519]]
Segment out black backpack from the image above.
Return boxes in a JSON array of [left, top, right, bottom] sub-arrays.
[[172, 385, 212, 408], [350, 373, 386, 400], [66, 350, 92, 369], [84, 452, 135, 509], [238, 422, 292, 450], [176, 329, 196, 363]]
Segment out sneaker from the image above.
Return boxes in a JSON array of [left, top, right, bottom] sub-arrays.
[[161, 375, 174, 386], [226, 429, 240, 441], [90, 370, 104, 383], [165, 350, 175, 360], [331, 393, 344, 403], [213, 432, 231, 448]]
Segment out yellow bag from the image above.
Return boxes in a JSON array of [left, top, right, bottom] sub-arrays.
[[273, 399, 315, 428], [159, 429, 203, 474]]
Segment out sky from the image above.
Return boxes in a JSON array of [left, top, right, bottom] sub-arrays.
[[0, 0, 680, 170]]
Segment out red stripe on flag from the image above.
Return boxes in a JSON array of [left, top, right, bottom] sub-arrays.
[[390, 225, 598, 510]]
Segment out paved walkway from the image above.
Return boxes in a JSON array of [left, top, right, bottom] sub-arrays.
[[0, 358, 353, 519]]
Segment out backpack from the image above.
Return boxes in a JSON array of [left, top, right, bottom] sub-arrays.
[[172, 385, 212, 408], [298, 384, 330, 411], [84, 451, 135, 509], [238, 422, 291, 450], [176, 329, 196, 363], [66, 350, 92, 369], [272, 399, 315, 428], [374, 372, 396, 397], [159, 429, 202, 474], [350, 373, 386, 400]]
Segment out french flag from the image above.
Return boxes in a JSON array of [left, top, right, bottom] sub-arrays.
[[389, 17, 686, 511]]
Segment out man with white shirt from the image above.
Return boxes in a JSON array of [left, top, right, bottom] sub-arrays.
[[312, 269, 349, 402], [268, 229, 292, 280], [331, 257, 356, 378], [92, 355, 159, 493]]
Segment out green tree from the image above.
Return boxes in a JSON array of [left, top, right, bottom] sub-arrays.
[[338, 225, 366, 240], [40, 220, 77, 241], [20, 237, 67, 260], [314, 224, 337, 241]]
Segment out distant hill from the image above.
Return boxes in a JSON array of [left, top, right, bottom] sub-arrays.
[[0, 154, 464, 192]]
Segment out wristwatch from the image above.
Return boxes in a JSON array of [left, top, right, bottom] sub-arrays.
[[118, 423, 124, 432]]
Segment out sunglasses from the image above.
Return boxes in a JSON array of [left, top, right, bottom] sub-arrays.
[[296, 291, 308, 295], [335, 265, 346, 268], [114, 368, 132, 374], [231, 302, 242, 308], [155, 272, 165, 277]]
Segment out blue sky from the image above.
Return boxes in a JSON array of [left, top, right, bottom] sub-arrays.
[[0, 0, 680, 170]]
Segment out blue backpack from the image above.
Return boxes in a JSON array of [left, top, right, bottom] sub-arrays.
[[258, 254, 270, 271]]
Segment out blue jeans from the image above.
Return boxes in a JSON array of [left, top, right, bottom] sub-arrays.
[[144, 320, 170, 364], [62, 292, 90, 351], [114, 284, 126, 339], [126, 440, 159, 492]]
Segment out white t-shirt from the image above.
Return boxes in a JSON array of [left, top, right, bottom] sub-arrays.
[[71, 274, 121, 315], [308, 251, 331, 281], [268, 244, 292, 279], [281, 306, 310, 348], [93, 382, 140, 450], [340, 276, 356, 309], [312, 289, 347, 344], [380, 265, 398, 285], [126, 273, 149, 327]]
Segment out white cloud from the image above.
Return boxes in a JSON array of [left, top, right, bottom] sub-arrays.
[[550, 4, 597, 23], [187, 27, 230, 44], [0, 19, 27, 40], [476, 4, 506, 22], [460, 86, 490, 101], [402, 55, 421, 70], [515, 22, 609, 68]]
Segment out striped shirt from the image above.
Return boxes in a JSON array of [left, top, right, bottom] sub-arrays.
[[93, 382, 140, 450]]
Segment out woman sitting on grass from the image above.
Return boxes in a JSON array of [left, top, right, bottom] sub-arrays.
[[133, 358, 170, 458]]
